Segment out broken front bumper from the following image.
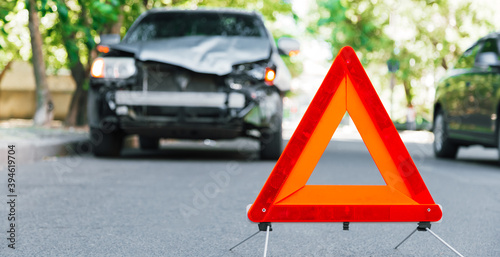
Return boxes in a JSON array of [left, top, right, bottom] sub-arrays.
[[93, 88, 281, 139], [115, 91, 246, 108]]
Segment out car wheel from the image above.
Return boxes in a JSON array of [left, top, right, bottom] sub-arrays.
[[139, 136, 159, 150], [497, 119, 500, 163], [90, 127, 124, 157], [433, 111, 458, 159], [260, 110, 283, 160]]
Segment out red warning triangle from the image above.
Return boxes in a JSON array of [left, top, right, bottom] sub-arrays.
[[248, 46, 442, 223]]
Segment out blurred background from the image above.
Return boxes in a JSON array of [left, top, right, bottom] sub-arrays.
[[0, 0, 499, 129]]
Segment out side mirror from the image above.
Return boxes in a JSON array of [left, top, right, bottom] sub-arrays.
[[100, 34, 121, 45], [277, 37, 300, 57], [97, 34, 121, 53], [475, 52, 500, 68]]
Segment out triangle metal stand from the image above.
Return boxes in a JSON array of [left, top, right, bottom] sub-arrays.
[[231, 222, 464, 257], [394, 222, 464, 257], [229, 222, 272, 257]]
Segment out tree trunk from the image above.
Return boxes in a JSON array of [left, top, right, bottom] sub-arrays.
[[0, 60, 13, 84], [62, 0, 88, 127], [0, 61, 13, 103], [403, 80, 416, 130], [441, 57, 448, 70], [28, 0, 53, 126], [64, 60, 87, 126], [110, 6, 124, 35], [402, 80, 413, 108]]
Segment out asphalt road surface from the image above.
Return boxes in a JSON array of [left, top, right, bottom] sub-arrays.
[[2, 132, 500, 256]]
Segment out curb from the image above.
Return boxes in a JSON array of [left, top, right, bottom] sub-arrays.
[[1, 135, 89, 166]]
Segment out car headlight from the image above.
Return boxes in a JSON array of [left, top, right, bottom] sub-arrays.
[[226, 61, 275, 89], [91, 57, 136, 79]]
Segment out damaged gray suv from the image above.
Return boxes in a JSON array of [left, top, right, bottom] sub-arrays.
[[88, 9, 299, 159]]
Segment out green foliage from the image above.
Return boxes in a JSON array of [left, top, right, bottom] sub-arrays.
[[90, 1, 118, 25], [0, 1, 17, 24], [0, 0, 27, 69], [309, 0, 497, 118], [1, 0, 295, 74], [313, 0, 393, 64], [154, 0, 294, 22]]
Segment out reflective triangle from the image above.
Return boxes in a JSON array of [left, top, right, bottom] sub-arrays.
[[248, 46, 442, 222]]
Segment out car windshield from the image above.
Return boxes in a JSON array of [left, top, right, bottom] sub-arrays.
[[124, 12, 266, 43]]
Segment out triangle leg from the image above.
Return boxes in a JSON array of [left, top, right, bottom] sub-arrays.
[[229, 223, 272, 252], [263, 224, 271, 257], [394, 227, 418, 249], [425, 228, 464, 257], [395, 222, 464, 257], [395, 222, 431, 249], [229, 230, 260, 251]]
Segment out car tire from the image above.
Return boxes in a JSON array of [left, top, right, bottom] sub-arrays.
[[259, 99, 284, 161], [497, 118, 500, 164], [90, 127, 124, 157], [260, 124, 283, 160], [139, 136, 160, 150], [433, 111, 458, 159]]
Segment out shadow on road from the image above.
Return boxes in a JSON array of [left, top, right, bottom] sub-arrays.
[[451, 146, 500, 168], [453, 158, 499, 168], [120, 147, 259, 161], [105, 138, 283, 161], [429, 150, 499, 169]]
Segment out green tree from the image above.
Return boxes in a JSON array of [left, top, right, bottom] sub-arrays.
[[41, 0, 144, 126], [1, 0, 59, 125], [0, 0, 18, 84], [310, 0, 393, 65], [309, 0, 496, 120], [390, 0, 495, 110]]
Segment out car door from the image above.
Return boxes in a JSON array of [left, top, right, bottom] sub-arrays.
[[461, 37, 500, 144], [443, 42, 482, 137]]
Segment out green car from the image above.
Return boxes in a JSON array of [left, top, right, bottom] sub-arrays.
[[433, 32, 500, 160]]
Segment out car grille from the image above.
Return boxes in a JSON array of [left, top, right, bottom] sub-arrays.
[[131, 62, 229, 119], [139, 62, 219, 92]]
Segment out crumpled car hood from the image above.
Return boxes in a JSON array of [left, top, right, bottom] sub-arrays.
[[112, 36, 271, 76]]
